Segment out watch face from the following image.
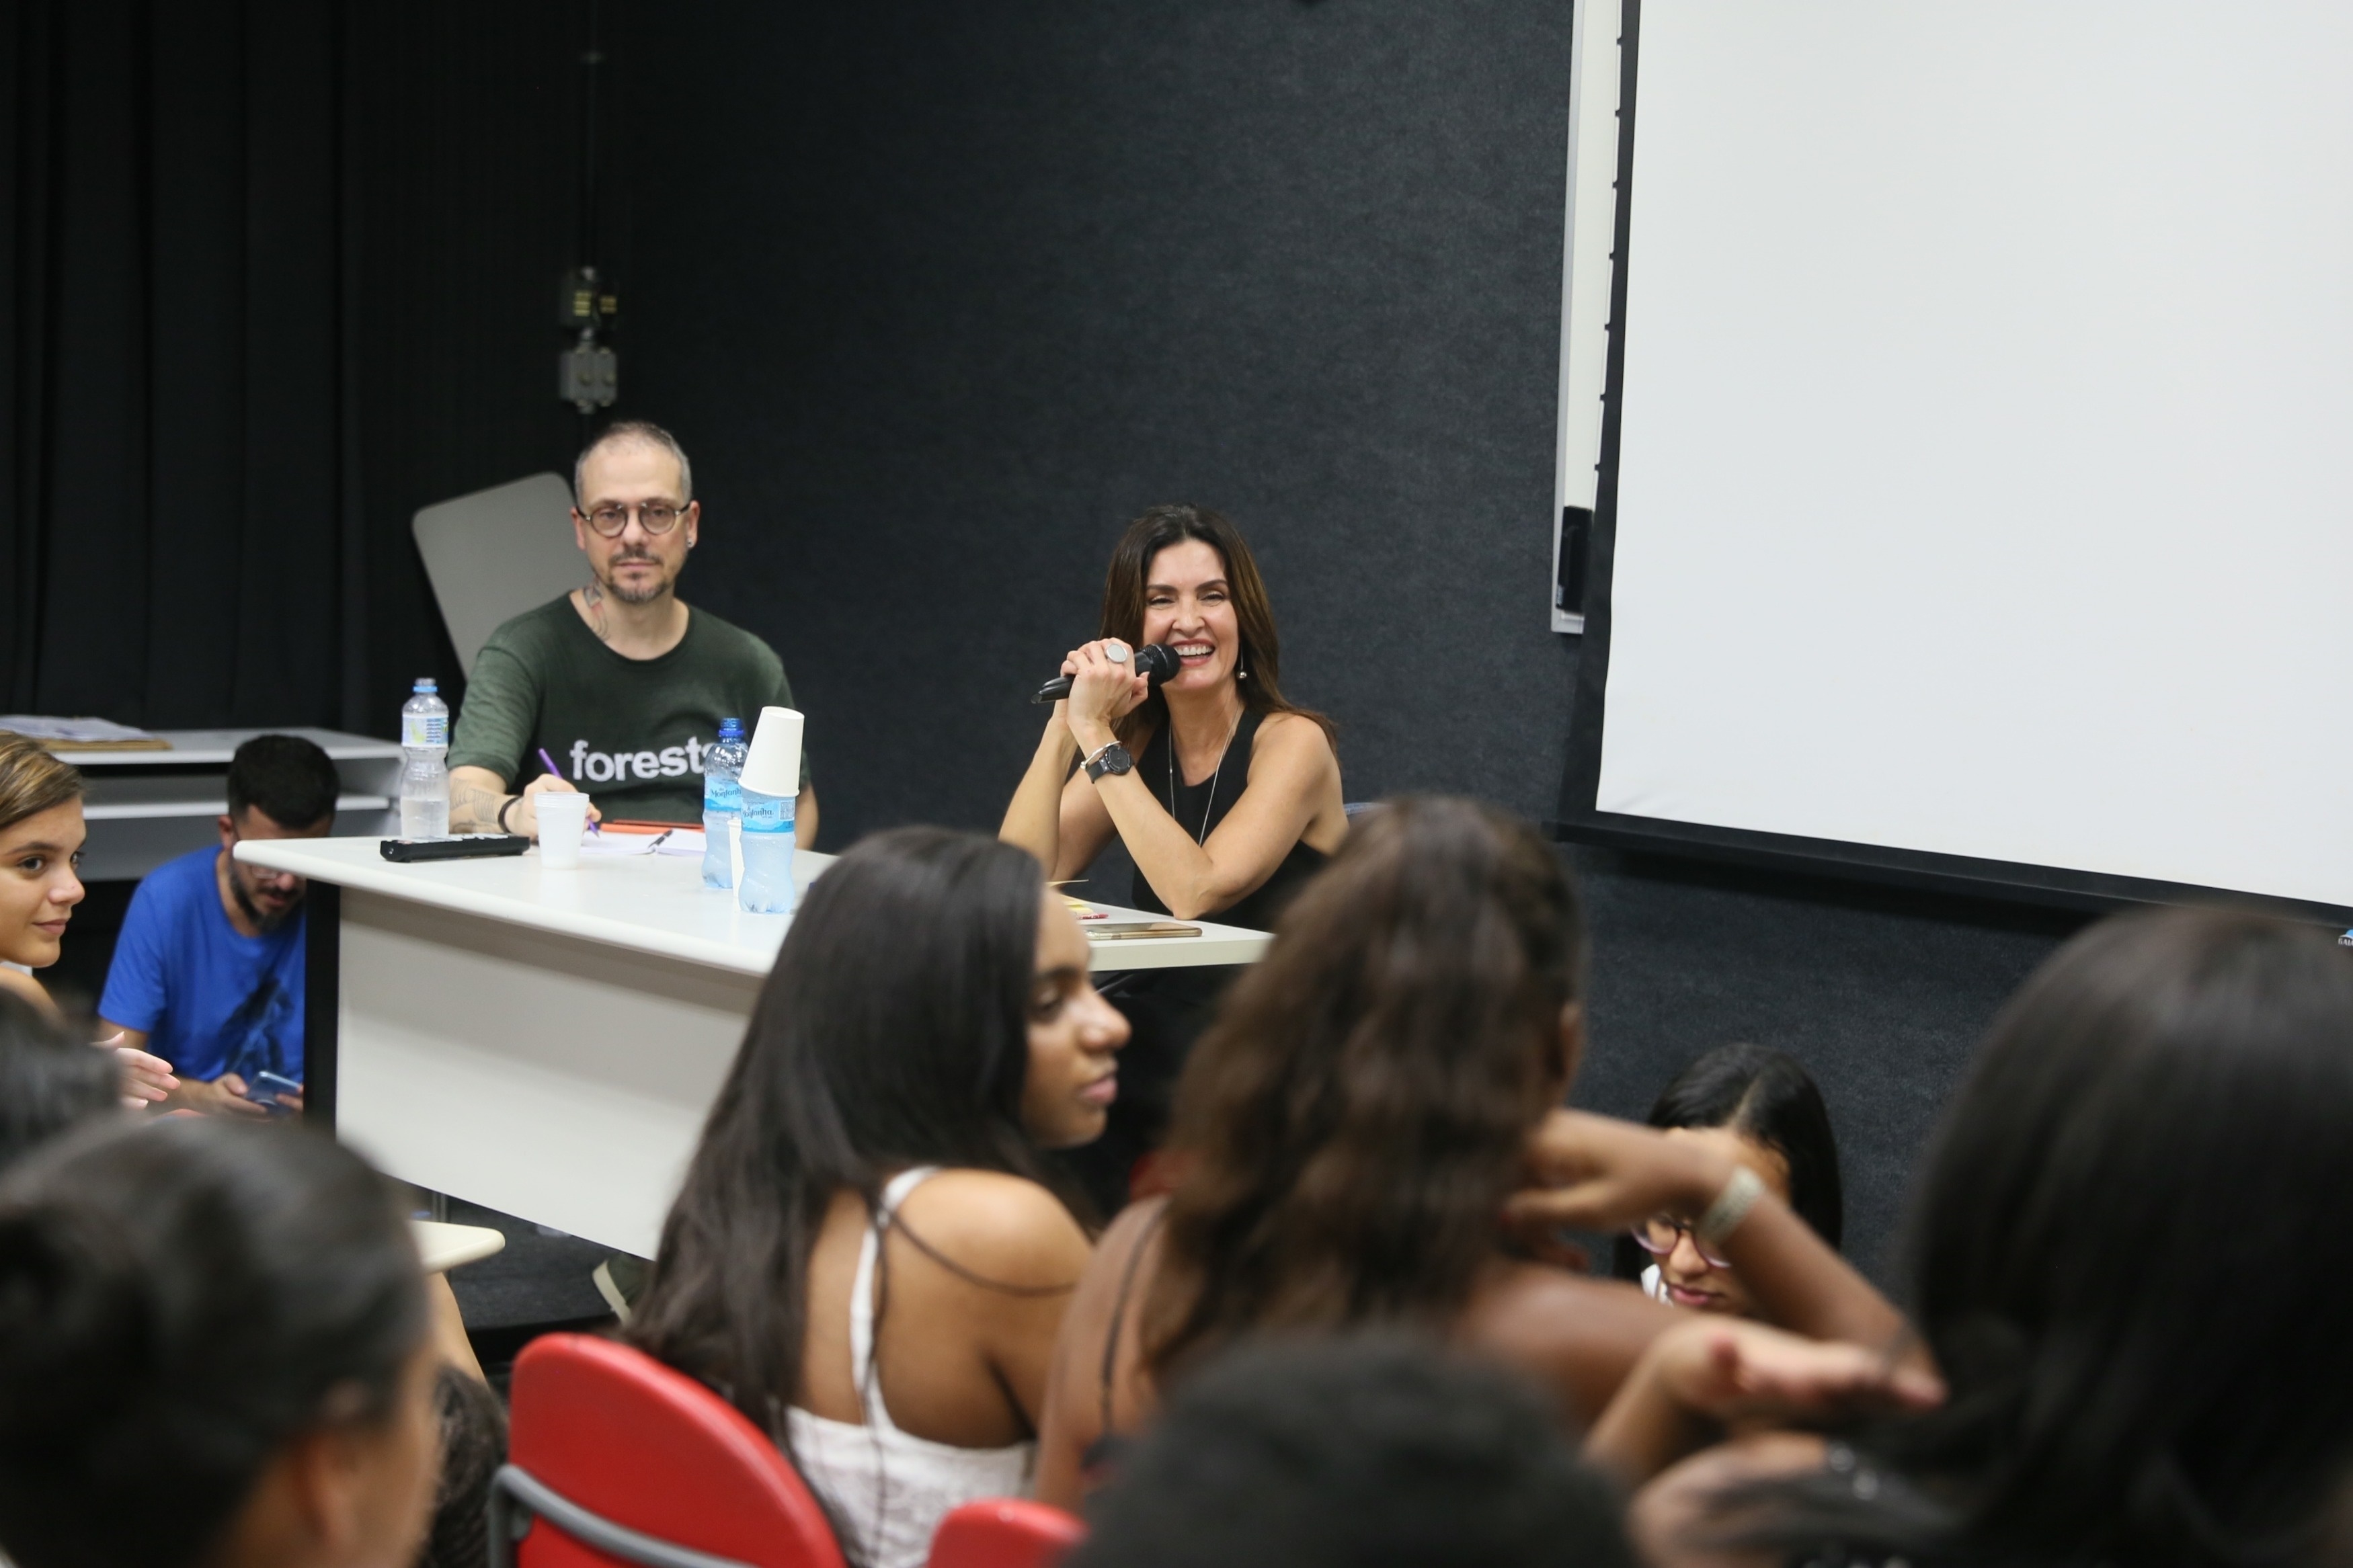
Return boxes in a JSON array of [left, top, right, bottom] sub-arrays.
[[1092, 743, 1133, 778]]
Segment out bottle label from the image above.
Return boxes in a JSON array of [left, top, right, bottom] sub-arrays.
[[401, 714, 446, 749]]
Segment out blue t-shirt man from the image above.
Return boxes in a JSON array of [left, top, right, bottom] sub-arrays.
[[99, 733, 343, 1114], [100, 845, 305, 1083]]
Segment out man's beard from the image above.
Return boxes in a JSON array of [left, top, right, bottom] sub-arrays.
[[231, 875, 301, 933], [602, 555, 674, 605]]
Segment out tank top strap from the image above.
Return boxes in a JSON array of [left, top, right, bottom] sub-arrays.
[[849, 1165, 943, 1435]]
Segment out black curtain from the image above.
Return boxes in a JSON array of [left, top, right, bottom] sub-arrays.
[[1, 0, 366, 728]]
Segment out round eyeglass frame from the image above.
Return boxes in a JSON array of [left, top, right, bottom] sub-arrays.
[[1628, 1215, 1732, 1270], [581, 499, 689, 538]]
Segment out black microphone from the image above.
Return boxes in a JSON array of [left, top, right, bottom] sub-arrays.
[[1033, 643, 1183, 704]]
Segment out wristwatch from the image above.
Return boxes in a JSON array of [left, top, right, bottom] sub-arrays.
[[1083, 742, 1134, 783]]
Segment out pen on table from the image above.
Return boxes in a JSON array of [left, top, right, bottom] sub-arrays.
[[534, 747, 599, 833]]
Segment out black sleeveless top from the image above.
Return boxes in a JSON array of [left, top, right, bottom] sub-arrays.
[[1129, 708, 1328, 934]]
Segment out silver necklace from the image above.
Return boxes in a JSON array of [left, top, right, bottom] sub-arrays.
[[1168, 708, 1244, 844]]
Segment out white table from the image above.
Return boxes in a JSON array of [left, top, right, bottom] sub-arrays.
[[61, 728, 402, 881], [235, 836, 1270, 1257]]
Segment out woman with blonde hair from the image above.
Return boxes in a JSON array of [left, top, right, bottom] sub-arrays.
[[0, 732, 175, 1103]]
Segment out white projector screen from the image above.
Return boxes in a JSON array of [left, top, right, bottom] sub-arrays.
[[1559, 0, 2353, 917]]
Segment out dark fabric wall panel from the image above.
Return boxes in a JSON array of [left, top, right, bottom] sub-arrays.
[[2, 0, 353, 727], [340, 0, 590, 730], [618, 0, 1579, 843]]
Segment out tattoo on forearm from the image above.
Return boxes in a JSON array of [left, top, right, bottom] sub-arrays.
[[448, 781, 511, 833]]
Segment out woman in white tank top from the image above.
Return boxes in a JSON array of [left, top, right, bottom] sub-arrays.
[[627, 829, 1128, 1568]]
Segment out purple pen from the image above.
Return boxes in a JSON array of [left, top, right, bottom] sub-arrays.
[[534, 747, 598, 833]]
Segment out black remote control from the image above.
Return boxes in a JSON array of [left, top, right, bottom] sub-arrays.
[[380, 835, 532, 862]]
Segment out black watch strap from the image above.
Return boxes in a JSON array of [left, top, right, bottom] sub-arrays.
[[1084, 743, 1133, 782]]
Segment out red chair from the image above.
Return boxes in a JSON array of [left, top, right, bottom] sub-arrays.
[[926, 1499, 1086, 1568], [490, 1333, 846, 1568]]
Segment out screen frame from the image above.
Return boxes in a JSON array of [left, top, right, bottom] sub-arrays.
[[1550, 0, 2353, 930]]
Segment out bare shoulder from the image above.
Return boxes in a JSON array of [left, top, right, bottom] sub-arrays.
[[1457, 1262, 1678, 1426], [1253, 710, 1336, 765], [892, 1169, 1092, 1290]]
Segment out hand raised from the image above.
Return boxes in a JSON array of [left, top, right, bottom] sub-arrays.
[[1501, 1110, 1734, 1243], [1648, 1317, 1944, 1429]]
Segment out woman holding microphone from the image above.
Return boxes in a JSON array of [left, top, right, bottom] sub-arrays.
[[1002, 505, 1347, 1207]]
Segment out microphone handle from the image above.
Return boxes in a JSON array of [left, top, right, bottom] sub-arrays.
[[1033, 644, 1179, 704]]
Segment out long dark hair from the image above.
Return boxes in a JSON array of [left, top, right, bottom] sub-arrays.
[[1737, 909, 2353, 1568], [0, 1118, 426, 1568], [1142, 797, 1583, 1381], [1611, 1043, 1843, 1281], [627, 827, 1076, 1438], [1096, 505, 1333, 750]]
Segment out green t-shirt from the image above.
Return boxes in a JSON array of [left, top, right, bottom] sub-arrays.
[[447, 597, 810, 823]]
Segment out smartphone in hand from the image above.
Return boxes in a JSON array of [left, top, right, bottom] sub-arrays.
[[245, 1070, 305, 1116]]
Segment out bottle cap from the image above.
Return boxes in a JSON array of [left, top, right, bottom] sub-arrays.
[[719, 716, 743, 739], [740, 707, 803, 796], [415, 677, 437, 692]]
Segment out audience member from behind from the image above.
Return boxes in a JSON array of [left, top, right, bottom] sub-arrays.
[[1035, 798, 1665, 1503], [1039, 798, 1907, 1508], [1613, 1044, 1843, 1316], [629, 827, 1128, 1568], [99, 734, 340, 1117], [0, 989, 118, 1172], [0, 1118, 438, 1568], [1620, 908, 2353, 1568], [1066, 1335, 1638, 1568], [445, 419, 818, 841]]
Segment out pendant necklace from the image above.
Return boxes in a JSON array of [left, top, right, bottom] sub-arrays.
[[1169, 706, 1244, 844]]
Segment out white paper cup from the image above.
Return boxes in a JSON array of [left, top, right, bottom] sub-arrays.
[[536, 793, 590, 868]]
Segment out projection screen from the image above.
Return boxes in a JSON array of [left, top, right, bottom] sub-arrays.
[[1554, 0, 2353, 920]]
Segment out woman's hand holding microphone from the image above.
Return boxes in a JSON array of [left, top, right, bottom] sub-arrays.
[[1054, 638, 1154, 751]]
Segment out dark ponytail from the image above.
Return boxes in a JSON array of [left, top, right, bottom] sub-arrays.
[[0, 1118, 426, 1568]]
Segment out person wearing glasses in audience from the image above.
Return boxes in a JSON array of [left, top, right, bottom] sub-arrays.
[[1000, 505, 1347, 1209], [1613, 1043, 1845, 1318], [444, 420, 817, 843]]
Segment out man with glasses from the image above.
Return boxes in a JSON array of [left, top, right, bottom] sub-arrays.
[[99, 735, 340, 1116], [445, 420, 817, 841]]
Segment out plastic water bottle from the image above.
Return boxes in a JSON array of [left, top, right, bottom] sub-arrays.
[[398, 678, 450, 838], [737, 785, 796, 915], [700, 718, 748, 889]]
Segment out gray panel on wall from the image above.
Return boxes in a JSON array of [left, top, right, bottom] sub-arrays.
[[412, 474, 584, 675]]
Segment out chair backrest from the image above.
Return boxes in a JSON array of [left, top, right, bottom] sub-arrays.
[[501, 1333, 845, 1568], [411, 472, 585, 675], [926, 1499, 1086, 1568]]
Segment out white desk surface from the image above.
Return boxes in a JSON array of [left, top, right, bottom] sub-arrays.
[[235, 836, 1272, 975], [56, 727, 402, 766]]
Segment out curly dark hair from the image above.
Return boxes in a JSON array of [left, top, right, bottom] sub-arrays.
[[1142, 796, 1583, 1381]]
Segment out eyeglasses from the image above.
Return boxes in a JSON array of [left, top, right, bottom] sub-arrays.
[[581, 500, 688, 538], [1628, 1215, 1732, 1270]]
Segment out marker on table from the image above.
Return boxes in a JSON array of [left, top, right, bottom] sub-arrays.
[[535, 747, 599, 833]]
